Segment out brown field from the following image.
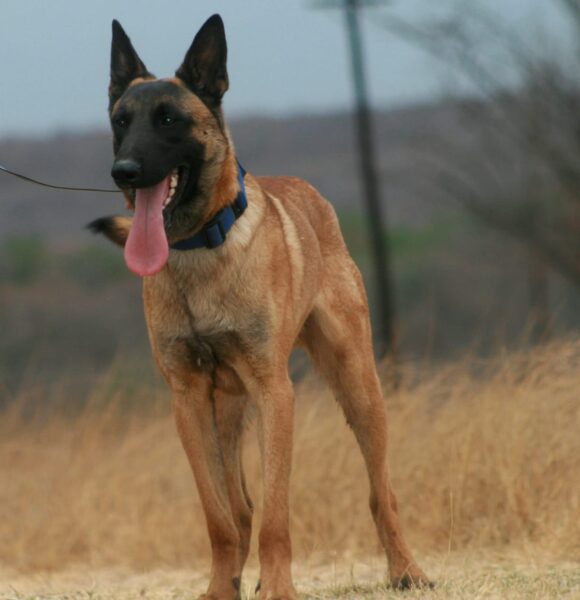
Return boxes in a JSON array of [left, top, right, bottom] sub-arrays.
[[1, 340, 579, 598]]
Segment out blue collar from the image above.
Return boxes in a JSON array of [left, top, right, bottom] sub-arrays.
[[170, 160, 247, 251]]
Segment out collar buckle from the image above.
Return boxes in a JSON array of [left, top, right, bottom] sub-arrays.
[[203, 216, 227, 248]]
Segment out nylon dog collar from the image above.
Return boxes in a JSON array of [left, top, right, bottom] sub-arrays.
[[170, 160, 247, 251]]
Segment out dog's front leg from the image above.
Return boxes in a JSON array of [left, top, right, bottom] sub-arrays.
[[171, 375, 242, 600], [250, 372, 298, 600]]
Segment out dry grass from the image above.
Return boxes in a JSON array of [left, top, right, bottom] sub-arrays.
[[1, 340, 579, 595], [2, 556, 579, 599]]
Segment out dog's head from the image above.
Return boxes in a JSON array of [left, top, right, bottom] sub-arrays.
[[107, 15, 231, 276]]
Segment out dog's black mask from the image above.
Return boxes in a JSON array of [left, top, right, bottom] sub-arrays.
[[108, 15, 229, 240]]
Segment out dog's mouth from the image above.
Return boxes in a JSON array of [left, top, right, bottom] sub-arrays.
[[123, 164, 192, 278], [125, 164, 190, 214]]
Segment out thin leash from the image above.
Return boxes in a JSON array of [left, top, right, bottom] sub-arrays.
[[0, 164, 120, 193]]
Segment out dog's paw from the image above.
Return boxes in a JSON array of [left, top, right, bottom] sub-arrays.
[[256, 582, 297, 600], [197, 593, 240, 600], [392, 573, 434, 590]]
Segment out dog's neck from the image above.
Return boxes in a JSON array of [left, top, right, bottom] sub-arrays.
[[165, 169, 265, 283], [170, 150, 247, 252], [201, 148, 240, 221]]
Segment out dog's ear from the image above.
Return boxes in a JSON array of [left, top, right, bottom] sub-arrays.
[[175, 14, 229, 107], [109, 20, 152, 111]]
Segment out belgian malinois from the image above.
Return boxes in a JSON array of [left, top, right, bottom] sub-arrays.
[[90, 14, 431, 600]]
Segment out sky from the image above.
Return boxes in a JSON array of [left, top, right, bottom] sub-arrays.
[[0, 0, 571, 138]]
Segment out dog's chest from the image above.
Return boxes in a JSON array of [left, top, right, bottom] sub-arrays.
[[145, 269, 268, 378], [175, 328, 241, 373]]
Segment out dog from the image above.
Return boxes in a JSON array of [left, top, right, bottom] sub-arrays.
[[89, 14, 431, 600]]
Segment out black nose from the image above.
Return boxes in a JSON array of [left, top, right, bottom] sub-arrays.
[[111, 159, 142, 186]]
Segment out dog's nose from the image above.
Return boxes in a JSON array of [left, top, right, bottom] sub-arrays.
[[111, 159, 142, 186]]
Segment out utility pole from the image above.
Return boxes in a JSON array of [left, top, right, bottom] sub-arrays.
[[314, 0, 395, 356]]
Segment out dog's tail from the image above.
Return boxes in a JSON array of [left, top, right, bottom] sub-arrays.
[[87, 216, 131, 248]]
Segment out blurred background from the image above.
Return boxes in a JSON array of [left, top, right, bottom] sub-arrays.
[[2, 0, 580, 397], [2, 1, 580, 583]]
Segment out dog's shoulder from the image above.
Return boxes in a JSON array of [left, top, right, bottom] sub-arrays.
[[257, 175, 338, 226], [257, 176, 325, 206], [256, 175, 345, 253]]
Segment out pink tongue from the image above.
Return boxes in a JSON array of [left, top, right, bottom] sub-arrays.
[[124, 177, 170, 277]]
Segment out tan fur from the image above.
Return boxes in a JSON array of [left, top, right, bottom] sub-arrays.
[[106, 159, 430, 598]]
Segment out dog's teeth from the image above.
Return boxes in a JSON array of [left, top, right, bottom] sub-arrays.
[[162, 186, 176, 209], [170, 173, 178, 188]]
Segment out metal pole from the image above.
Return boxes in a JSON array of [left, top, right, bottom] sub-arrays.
[[343, 0, 395, 355]]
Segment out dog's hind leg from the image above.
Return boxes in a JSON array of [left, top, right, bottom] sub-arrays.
[[213, 387, 254, 588], [171, 375, 244, 600], [300, 283, 431, 589]]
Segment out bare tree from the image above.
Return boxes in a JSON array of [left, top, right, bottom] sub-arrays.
[[379, 0, 580, 338]]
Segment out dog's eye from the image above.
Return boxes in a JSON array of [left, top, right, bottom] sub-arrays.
[[113, 116, 128, 129], [160, 114, 177, 127]]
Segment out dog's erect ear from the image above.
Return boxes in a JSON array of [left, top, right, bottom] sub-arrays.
[[175, 14, 229, 106], [109, 20, 152, 111]]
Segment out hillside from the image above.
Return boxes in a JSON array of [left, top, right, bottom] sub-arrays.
[[0, 101, 477, 243]]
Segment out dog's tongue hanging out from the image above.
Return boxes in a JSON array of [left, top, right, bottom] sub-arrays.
[[124, 176, 170, 276]]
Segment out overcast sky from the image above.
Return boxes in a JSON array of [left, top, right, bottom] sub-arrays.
[[0, 0, 571, 138]]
